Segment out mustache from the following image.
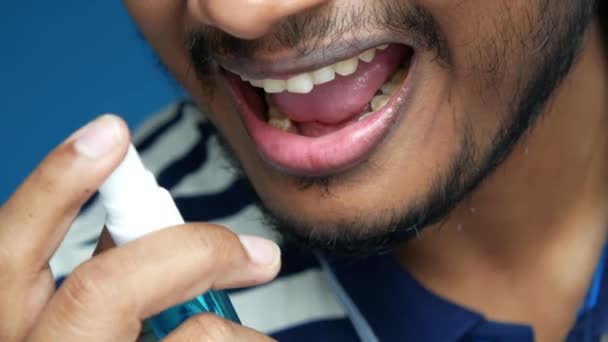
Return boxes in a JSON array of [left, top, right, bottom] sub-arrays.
[[187, 1, 448, 76]]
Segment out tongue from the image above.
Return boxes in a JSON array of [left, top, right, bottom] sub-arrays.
[[270, 45, 409, 133]]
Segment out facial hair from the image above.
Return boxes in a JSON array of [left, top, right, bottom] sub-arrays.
[[188, 0, 598, 256]]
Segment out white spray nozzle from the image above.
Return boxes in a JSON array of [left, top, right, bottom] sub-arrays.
[[99, 144, 184, 245]]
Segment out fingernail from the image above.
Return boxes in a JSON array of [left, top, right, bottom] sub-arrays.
[[73, 115, 121, 158], [239, 235, 281, 266]]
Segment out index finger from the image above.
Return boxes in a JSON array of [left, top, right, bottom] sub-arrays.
[[0, 115, 129, 271], [28, 224, 281, 342]]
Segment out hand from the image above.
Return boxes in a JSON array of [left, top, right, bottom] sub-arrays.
[[0, 115, 281, 341]]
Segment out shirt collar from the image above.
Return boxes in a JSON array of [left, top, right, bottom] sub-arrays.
[[324, 241, 608, 341], [323, 253, 496, 341]]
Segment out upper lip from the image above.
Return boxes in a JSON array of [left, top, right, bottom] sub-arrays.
[[214, 33, 417, 80]]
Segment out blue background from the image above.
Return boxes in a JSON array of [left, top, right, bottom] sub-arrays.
[[0, 2, 182, 202]]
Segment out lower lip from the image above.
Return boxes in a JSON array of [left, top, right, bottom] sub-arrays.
[[224, 57, 418, 177]]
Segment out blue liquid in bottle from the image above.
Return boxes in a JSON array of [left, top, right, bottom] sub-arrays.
[[148, 290, 240, 339]]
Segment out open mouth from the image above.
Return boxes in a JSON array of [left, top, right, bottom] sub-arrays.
[[223, 43, 416, 176]]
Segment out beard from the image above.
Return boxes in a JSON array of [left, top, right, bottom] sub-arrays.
[[190, 0, 598, 256]]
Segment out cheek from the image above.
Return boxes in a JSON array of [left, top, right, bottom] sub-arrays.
[[416, 0, 538, 137], [122, 0, 198, 92]]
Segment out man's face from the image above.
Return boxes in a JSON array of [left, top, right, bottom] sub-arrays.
[[124, 0, 594, 254]]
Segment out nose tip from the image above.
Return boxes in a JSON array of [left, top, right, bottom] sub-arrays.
[[188, 0, 328, 39]]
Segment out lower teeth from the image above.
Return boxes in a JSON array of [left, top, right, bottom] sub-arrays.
[[268, 117, 298, 133], [265, 66, 408, 132]]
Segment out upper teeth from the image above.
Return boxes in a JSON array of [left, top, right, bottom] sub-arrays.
[[246, 45, 388, 94], [312, 67, 336, 85]]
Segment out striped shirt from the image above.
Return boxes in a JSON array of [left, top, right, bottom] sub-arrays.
[[51, 101, 608, 341]]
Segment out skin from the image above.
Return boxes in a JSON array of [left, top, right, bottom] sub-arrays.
[[0, 1, 605, 341]]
